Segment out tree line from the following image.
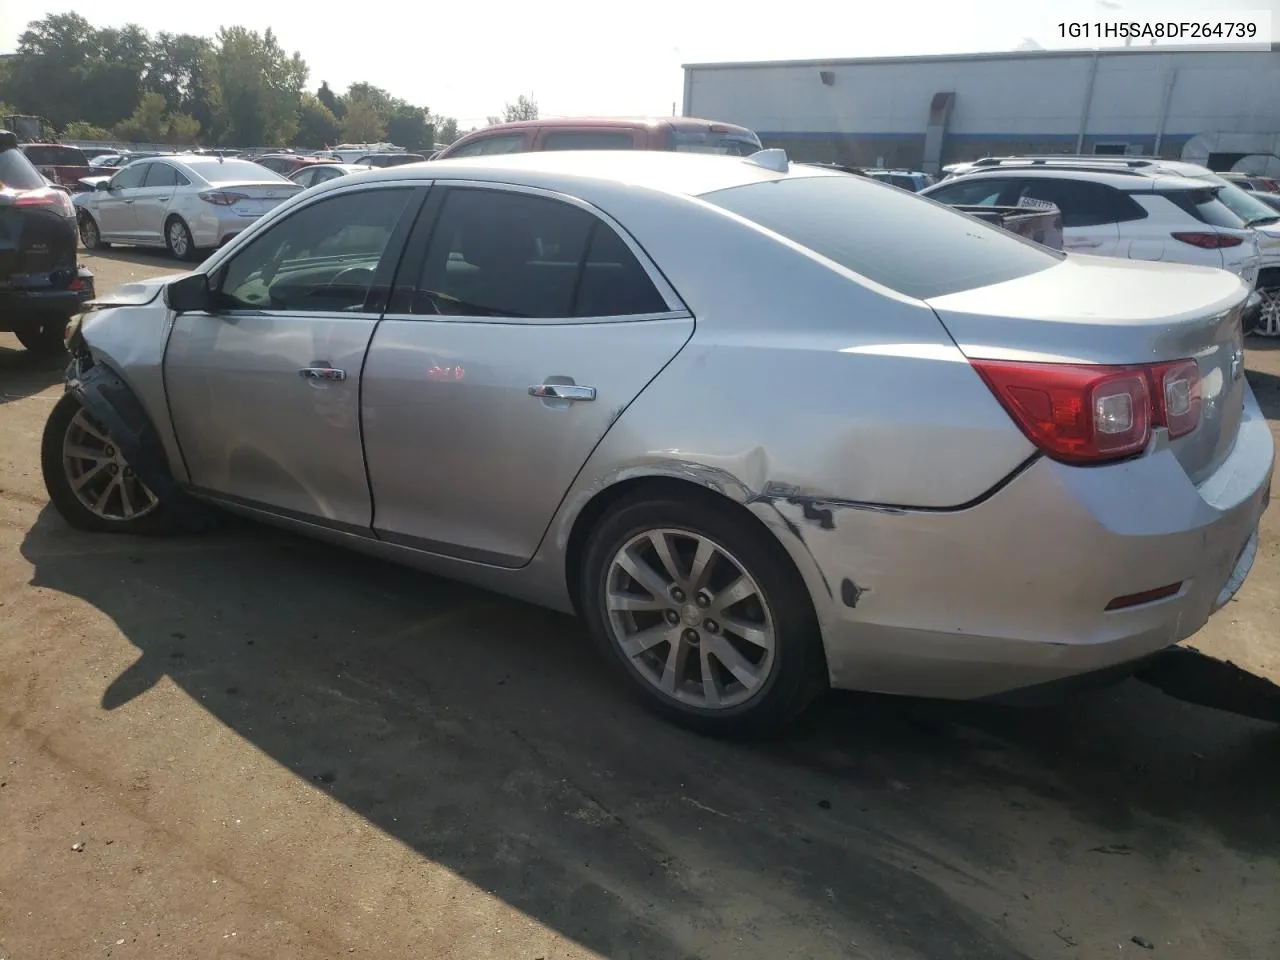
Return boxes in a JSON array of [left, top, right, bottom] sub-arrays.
[[0, 13, 539, 150]]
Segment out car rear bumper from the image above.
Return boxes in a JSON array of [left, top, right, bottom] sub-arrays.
[[0, 267, 95, 329], [762, 384, 1274, 700]]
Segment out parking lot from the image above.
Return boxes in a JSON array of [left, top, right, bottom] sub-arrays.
[[0, 249, 1278, 959]]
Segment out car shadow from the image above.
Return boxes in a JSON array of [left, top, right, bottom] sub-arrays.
[[82, 246, 187, 269], [18, 506, 1280, 958], [0, 335, 65, 403]]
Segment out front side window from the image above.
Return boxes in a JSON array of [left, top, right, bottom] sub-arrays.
[[414, 187, 668, 319], [703, 174, 1062, 301], [925, 177, 1015, 206], [109, 163, 148, 190], [216, 187, 413, 313], [542, 132, 636, 151]]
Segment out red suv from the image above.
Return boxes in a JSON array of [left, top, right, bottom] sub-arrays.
[[435, 117, 762, 160]]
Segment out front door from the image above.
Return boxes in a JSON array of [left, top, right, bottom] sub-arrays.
[[97, 162, 148, 240], [361, 183, 693, 567], [163, 184, 424, 528]]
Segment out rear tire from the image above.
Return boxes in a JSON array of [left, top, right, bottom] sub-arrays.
[[13, 317, 68, 358], [1251, 271, 1280, 338], [41, 392, 177, 536], [580, 492, 828, 737], [164, 216, 198, 262]]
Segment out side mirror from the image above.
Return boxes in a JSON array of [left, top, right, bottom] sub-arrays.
[[96, 180, 111, 192], [165, 273, 213, 314]]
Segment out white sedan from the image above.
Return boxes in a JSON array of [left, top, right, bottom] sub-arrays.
[[74, 154, 302, 261]]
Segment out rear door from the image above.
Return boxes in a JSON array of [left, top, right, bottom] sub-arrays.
[[164, 184, 424, 526], [1009, 177, 1123, 256], [361, 182, 693, 566], [134, 161, 189, 244]]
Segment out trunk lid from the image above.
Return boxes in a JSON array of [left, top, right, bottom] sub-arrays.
[[0, 190, 78, 285], [927, 255, 1251, 485], [203, 180, 302, 218]]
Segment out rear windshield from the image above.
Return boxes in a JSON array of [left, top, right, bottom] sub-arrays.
[[1164, 188, 1248, 229], [22, 145, 88, 167], [0, 147, 47, 190], [192, 159, 290, 184], [670, 129, 762, 157], [1192, 173, 1280, 225], [702, 174, 1062, 300]]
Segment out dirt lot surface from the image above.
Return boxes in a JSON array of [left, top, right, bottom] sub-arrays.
[[1, 250, 1278, 960]]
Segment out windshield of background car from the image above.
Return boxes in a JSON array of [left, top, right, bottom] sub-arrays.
[[0, 147, 48, 190], [670, 129, 762, 156], [702, 173, 1063, 300], [195, 159, 291, 184], [1194, 174, 1280, 224], [23, 145, 88, 166]]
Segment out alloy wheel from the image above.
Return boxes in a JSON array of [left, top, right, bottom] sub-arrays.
[[168, 221, 190, 259], [1255, 286, 1280, 338], [62, 408, 160, 522], [604, 527, 776, 710], [80, 216, 99, 249]]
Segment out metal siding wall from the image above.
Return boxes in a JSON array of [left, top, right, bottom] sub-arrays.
[[687, 51, 1280, 149]]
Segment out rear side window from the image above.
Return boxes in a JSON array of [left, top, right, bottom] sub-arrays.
[[23, 145, 87, 166], [448, 135, 526, 158], [543, 132, 635, 151], [0, 147, 47, 190], [702, 174, 1062, 301], [143, 164, 187, 188], [1164, 188, 1248, 228], [414, 187, 668, 319], [1013, 178, 1145, 226]]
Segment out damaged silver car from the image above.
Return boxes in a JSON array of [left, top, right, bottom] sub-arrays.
[[42, 150, 1274, 735]]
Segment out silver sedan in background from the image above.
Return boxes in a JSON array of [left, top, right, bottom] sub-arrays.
[[74, 154, 302, 261], [288, 162, 376, 189], [44, 151, 1273, 735]]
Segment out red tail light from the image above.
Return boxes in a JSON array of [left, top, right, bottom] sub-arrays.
[[199, 190, 248, 206], [972, 358, 1202, 464], [14, 187, 75, 218], [1171, 232, 1243, 249]]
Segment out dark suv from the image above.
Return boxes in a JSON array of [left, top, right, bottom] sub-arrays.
[[0, 131, 95, 356]]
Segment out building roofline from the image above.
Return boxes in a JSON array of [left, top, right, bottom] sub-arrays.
[[683, 43, 1280, 71]]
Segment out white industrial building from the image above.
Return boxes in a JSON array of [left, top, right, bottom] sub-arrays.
[[682, 46, 1280, 175]]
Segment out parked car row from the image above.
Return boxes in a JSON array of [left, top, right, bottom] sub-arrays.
[[42, 146, 1272, 736]]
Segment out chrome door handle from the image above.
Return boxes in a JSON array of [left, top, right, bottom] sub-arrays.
[[529, 383, 596, 401], [300, 366, 347, 382], [123, 199, 135, 204], [1064, 239, 1101, 248]]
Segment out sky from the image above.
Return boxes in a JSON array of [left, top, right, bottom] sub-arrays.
[[0, 0, 1274, 127]]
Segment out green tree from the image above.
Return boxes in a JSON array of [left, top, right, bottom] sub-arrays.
[[113, 91, 168, 141], [213, 26, 307, 146], [385, 103, 434, 151], [295, 93, 340, 149], [61, 120, 114, 140], [340, 99, 385, 143], [316, 81, 343, 119], [164, 113, 201, 144], [436, 117, 459, 145], [502, 94, 538, 123]]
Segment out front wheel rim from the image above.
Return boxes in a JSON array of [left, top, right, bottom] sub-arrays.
[[604, 527, 776, 711], [62, 409, 160, 522], [1255, 286, 1280, 338], [169, 222, 189, 256]]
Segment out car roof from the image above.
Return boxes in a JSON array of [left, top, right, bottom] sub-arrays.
[[462, 116, 755, 135], [937, 164, 1212, 192], [334, 150, 830, 199]]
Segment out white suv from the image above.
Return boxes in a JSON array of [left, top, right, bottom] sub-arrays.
[[927, 155, 1280, 334]]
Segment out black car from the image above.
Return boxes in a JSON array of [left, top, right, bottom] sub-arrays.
[[0, 131, 95, 356]]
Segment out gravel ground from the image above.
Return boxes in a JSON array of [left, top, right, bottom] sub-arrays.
[[0, 249, 1277, 960]]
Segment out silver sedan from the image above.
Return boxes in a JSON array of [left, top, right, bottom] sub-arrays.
[[44, 151, 1274, 735], [73, 154, 302, 261], [288, 162, 376, 189]]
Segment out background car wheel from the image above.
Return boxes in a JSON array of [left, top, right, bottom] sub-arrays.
[[165, 217, 198, 262], [580, 492, 827, 737], [13, 316, 69, 358], [78, 213, 108, 250], [41, 392, 177, 536], [1252, 271, 1280, 338]]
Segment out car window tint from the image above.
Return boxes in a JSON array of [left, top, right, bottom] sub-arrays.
[[0, 147, 47, 190], [1014, 179, 1124, 227], [415, 187, 667, 319], [450, 135, 525, 158], [110, 163, 148, 189], [703, 174, 1061, 301], [925, 178, 1013, 206], [542, 132, 635, 151], [143, 163, 181, 187], [290, 168, 314, 187], [1163, 188, 1248, 228], [218, 187, 413, 313]]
